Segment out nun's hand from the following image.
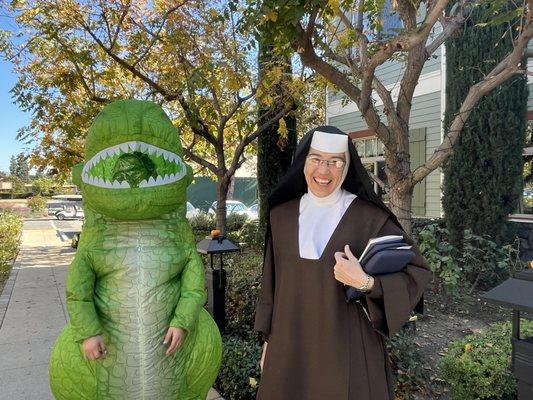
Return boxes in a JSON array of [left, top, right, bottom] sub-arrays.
[[334, 245, 373, 289]]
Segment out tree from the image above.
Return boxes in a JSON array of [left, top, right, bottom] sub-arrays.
[[1, 0, 302, 234], [443, 2, 528, 246], [243, 0, 533, 233], [32, 176, 55, 196], [257, 43, 297, 232], [9, 153, 29, 181]]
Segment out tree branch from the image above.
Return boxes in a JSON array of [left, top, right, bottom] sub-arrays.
[[412, 19, 533, 184]]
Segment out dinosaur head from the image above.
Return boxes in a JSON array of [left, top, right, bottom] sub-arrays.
[[72, 100, 193, 220]]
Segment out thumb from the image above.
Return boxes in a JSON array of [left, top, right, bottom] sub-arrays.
[[163, 329, 173, 345], [344, 245, 356, 261]]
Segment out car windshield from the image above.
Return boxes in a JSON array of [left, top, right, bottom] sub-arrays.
[[231, 204, 246, 211]]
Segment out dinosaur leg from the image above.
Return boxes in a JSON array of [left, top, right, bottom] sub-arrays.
[[49, 326, 97, 400], [180, 308, 222, 400]]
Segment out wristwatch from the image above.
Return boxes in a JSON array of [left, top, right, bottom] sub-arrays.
[[356, 274, 373, 292]]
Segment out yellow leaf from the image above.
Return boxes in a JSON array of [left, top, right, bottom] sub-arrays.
[[209, 8, 218, 19], [328, 0, 340, 12], [268, 11, 278, 22], [278, 117, 288, 138], [249, 377, 258, 388], [464, 343, 472, 353]]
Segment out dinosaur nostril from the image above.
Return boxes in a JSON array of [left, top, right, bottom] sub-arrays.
[[112, 152, 157, 188]]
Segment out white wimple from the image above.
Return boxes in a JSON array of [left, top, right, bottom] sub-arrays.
[[81, 141, 187, 189]]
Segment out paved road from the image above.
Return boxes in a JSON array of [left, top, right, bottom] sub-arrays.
[[0, 222, 223, 400]]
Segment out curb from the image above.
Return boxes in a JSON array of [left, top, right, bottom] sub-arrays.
[[0, 257, 20, 329]]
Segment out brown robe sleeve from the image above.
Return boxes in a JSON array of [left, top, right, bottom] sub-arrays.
[[363, 217, 432, 337], [254, 233, 275, 341]]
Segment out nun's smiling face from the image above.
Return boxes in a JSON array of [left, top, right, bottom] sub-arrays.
[[304, 148, 346, 197]]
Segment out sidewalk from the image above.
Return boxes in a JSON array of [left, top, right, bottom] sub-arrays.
[[0, 224, 223, 400]]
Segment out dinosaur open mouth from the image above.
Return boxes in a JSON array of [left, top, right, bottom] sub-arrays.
[[81, 141, 186, 189]]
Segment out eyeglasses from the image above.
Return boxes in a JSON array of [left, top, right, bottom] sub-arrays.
[[305, 156, 346, 169]]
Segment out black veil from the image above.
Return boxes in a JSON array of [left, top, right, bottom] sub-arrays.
[[266, 125, 404, 232]]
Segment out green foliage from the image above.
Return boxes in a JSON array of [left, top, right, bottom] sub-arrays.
[[226, 213, 249, 233], [443, 1, 527, 246], [236, 218, 264, 249], [457, 230, 523, 291], [418, 223, 462, 295], [417, 223, 522, 297], [27, 195, 47, 213], [0, 210, 23, 288], [387, 328, 429, 399], [8, 176, 26, 195], [9, 153, 29, 182], [224, 251, 263, 337], [32, 176, 54, 196], [214, 334, 262, 400], [188, 212, 216, 232], [439, 320, 533, 400]]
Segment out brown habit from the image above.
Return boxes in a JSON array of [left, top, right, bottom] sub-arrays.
[[254, 197, 432, 400]]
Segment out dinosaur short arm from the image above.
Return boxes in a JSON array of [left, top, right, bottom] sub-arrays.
[[170, 245, 207, 333], [66, 253, 103, 342]]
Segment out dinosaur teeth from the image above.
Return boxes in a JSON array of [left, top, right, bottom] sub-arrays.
[[119, 142, 129, 153]]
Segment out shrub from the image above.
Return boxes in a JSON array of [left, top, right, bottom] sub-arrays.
[[27, 195, 47, 213], [32, 176, 54, 196], [188, 211, 216, 232], [417, 223, 523, 297], [458, 230, 522, 292], [0, 211, 23, 287], [417, 223, 462, 296], [236, 219, 264, 249], [224, 251, 263, 336], [438, 320, 533, 400], [214, 334, 262, 400], [226, 213, 249, 232], [387, 328, 429, 399]]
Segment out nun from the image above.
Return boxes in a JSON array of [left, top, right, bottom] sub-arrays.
[[254, 126, 432, 400]]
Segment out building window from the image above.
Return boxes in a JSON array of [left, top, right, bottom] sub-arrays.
[[353, 137, 389, 205]]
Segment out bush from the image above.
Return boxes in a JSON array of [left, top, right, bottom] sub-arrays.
[[27, 195, 47, 213], [417, 223, 462, 296], [387, 328, 429, 399], [224, 251, 263, 337], [417, 223, 523, 297], [236, 219, 264, 249], [215, 334, 262, 400], [0, 211, 23, 288], [32, 176, 54, 196], [439, 320, 533, 400], [188, 211, 216, 232], [458, 230, 522, 292], [226, 213, 249, 232]]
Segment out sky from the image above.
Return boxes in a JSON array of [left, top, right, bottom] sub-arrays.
[[0, 15, 30, 173]]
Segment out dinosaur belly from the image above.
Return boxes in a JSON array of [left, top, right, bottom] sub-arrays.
[[91, 244, 189, 399]]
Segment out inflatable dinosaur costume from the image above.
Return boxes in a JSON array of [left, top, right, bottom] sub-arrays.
[[49, 100, 222, 399]]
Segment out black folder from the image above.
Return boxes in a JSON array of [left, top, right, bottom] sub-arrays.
[[345, 239, 416, 301]]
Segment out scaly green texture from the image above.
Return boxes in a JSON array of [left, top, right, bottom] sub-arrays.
[[49, 100, 222, 400]]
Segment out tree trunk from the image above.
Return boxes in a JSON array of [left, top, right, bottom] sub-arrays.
[[385, 143, 414, 235], [216, 176, 230, 236]]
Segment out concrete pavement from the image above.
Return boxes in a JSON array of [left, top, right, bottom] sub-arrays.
[[0, 221, 223, 400]]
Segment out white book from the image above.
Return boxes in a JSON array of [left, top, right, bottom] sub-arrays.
[[359, 235, 405, 260]]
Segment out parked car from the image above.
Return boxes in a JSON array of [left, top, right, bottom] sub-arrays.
[[55, 205, 84, 220], [186, 202, 200, 219], [248, 203, 259, 220], [208, 200, 255, 219]]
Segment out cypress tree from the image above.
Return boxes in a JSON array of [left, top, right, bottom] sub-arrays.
[[443, 3, 527, 246], [257, 42, 297, 233]]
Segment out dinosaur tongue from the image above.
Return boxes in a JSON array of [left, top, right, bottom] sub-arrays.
[[112, 152, 157, 188]]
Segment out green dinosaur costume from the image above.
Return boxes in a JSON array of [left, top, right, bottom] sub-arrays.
[[49, 100, 222, 400]]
